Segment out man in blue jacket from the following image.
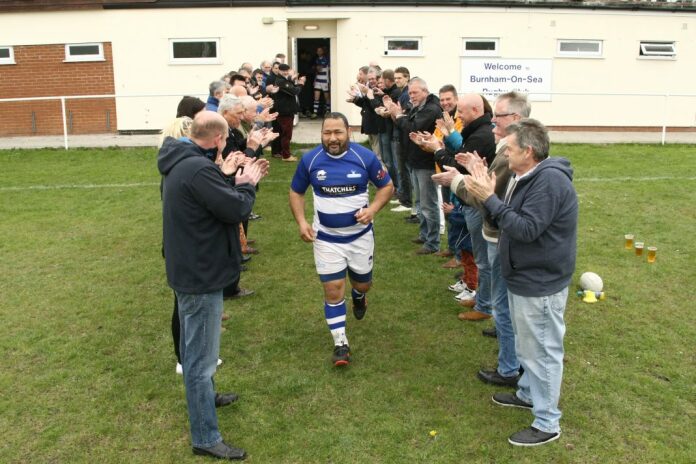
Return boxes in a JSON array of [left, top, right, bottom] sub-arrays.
[[158, 111, 268, 460]]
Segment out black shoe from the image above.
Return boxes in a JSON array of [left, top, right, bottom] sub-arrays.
[[193, 441, 247, 460], [240, 265, 248, 272], [508, 427, 560, 447], [241, 255, 252, 264], [332, 344, 351, 367], [249, 212, 262, 220], [411, 237, 425, 244], [492, 392, 532, 409], [352, 294, 367, 320], [215, 392, 239, 408], [405, 215, 419, 224], [482, 327, 497, 338], [477, 369, 520, 387]]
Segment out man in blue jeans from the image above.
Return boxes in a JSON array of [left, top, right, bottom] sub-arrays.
[[447, 92, 532, 387], [463, 119, 578, 447], [384, 77, 442, 254], [158, 111, 268, 460]]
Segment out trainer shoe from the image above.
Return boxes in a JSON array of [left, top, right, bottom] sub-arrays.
[[454, 287, 476, 301], [448, 280, 468, 293], [492, 392, 533, 409], [391, 204, 411, 212], [332, 344, 351, 367], [477, 369, 520, 387], [389, 199, 401, 205], [352, 294, 368, 320], [192, 441, 247, 460], [508, 427, 560, 447]]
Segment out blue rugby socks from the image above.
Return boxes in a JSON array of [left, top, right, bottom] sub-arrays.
[[324, 300, 348, 346]]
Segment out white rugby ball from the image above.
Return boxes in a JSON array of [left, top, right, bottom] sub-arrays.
[[579, 272, 603, 292]]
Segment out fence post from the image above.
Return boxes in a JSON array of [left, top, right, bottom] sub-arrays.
[[61, 97, 68, 150], [661, 93, 668, 145]]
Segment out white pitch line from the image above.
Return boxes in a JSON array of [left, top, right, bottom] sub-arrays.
[[2, 176, 695, 192]]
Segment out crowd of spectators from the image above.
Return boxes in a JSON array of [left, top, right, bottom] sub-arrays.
[[159, 50, 578, 453]]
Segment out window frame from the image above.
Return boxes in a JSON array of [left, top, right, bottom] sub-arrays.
[[64, 43, 105, 62], [556, 39, 603, 58], [0, 46, 15, 65], [383, 37, 423, 57], [461, 38, 500, 57], [169, 38, 221, 65], [639, 41, 676, 59]]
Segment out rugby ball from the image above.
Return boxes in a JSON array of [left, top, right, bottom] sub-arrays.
[[579, 272, 603, 292]]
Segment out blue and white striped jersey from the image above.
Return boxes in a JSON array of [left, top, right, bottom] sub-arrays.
[[314, 55, 329, 85], [291, 142, 391, 243]]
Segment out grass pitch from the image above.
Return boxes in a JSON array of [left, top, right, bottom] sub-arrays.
[[0, 143, 695, 463]]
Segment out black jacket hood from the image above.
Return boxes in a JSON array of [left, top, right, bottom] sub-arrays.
[[157, 137, 201, 176]]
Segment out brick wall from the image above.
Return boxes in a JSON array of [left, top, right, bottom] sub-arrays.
[[0, 42, 116, 136]]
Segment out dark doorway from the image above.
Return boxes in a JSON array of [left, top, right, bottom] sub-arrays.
[[296, 38, 330, 118]]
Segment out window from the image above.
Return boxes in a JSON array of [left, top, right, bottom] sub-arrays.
[[65, 43, 104, 62], [0, 46, 14, 65], [462, 38, 499, 57], [170, 38, 220, 64], [557, 40, 602, 58], [639, 41, 676, 58], [384, 37, 422, 57]]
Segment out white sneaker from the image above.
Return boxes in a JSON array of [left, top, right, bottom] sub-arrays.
[[448, 280, 468, 293], [391, 205, 411, 212], [389, 199, 401, 205], [177, 358, 222, 375], [454, 287, 476, 302]]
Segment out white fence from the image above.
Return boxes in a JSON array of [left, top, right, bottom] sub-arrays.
[[1, 92, 696, 149]]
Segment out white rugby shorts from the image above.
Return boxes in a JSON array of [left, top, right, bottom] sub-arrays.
[[314, 230, 374, 282]]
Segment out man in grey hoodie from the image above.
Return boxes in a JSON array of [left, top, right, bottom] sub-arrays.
[[434, 118, 577, 447]]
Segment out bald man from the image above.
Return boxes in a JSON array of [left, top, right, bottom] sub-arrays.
[[431, 93, 496, 321], [158, 111, 269, 460]]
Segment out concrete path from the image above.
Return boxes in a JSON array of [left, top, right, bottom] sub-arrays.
[[1, 120, 695, 150]]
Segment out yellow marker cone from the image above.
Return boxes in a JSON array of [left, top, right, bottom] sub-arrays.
[[582, 290, 598, 303]]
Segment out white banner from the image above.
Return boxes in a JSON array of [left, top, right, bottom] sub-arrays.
[[460, 58, 553, 102]]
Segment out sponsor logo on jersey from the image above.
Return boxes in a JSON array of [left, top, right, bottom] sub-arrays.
[[316, 170, 327, 181], [319, 184, 358, 196], [346, 170, 362, 179], [376, 169, 387, 181]]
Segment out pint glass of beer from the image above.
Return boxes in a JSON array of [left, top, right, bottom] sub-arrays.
[[624, 234, 634, 250], [634, 242, 644, 256], [647, 246, 657, 263]]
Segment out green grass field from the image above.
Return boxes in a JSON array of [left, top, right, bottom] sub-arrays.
[[1, 143, 695, 463]]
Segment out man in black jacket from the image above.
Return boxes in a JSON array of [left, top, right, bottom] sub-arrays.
[[385, 77, 442, 254], [158, 111, 268, 460], [350, 67, 383, 157], [270, 64, 305, 161]]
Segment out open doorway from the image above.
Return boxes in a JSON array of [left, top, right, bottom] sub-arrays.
[[295, 38, 331, 119]]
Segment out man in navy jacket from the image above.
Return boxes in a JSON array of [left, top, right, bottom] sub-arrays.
[[158, 111, 268, 460]]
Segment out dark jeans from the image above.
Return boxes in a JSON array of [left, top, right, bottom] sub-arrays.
[[393, 139, 412, 207]]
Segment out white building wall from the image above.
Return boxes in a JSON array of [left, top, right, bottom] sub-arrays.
[[2, 6, 695, 130]]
